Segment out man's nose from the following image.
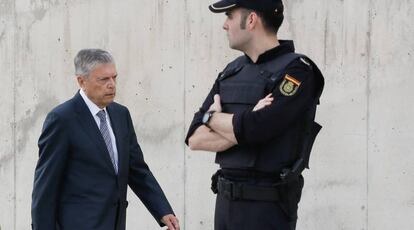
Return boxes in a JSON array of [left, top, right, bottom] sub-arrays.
[[108, 78, 116, 88]]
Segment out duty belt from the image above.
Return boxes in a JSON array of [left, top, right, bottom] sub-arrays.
[[217, 177, 280, 201]]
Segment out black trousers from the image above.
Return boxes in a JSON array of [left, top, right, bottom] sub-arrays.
[[214, 175, 304, 230]]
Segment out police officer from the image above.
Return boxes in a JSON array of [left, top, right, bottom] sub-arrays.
[[185, 0, 324, 229]]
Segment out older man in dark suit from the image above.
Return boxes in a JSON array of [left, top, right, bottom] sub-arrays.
[[31, 49, 180, 230]]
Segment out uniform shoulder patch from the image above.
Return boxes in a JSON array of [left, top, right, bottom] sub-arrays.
[[279, 74, 301, 96]]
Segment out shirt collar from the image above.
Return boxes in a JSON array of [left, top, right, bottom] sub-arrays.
[[245, 40, 295, 64], [79, 89, 106, 116]]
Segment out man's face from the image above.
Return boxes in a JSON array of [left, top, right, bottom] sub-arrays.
[[223, 8, 251, 51], [77, 63, 117, 108]]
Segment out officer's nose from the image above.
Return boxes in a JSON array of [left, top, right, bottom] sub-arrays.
[[223, 21, 228, 30]]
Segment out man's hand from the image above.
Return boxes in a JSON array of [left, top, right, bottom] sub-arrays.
[[208, 94, 222, 112], [253, 93, 274, 111], [161, 214, 180, 230]]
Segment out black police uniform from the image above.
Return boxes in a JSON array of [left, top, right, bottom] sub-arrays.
[[185, 40, 324, 230]]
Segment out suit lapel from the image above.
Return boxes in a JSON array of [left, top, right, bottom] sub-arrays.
[[73, 92, 117, 174]]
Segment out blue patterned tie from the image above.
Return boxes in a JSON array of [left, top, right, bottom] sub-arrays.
[[97, 110, 118, 174]]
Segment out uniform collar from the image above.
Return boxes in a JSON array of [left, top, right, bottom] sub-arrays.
[[245, 40, 295, 64]]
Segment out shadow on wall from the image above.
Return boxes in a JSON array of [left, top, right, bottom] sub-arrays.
[[0, 92, 60, 172]]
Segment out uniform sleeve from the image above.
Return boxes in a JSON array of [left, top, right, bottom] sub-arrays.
[[126, 109, 174, 226], [32, 112, 69, 230], [232, 60, 316, 146], [184, 78, 220, 145]]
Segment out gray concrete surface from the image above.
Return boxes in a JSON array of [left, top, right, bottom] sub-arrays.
[[1, 0, 413, 229]]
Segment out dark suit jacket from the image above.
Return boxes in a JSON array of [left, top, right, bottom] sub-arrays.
[[31, 92, 174, 230]]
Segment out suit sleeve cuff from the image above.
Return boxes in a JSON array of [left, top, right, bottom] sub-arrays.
[[156, 210, 175, 227]]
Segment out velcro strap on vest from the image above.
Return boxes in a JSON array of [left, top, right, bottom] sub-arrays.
[[217, 177, 280, 201]]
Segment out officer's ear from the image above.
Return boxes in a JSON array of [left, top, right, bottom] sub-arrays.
[[247, 12, 260, 31]]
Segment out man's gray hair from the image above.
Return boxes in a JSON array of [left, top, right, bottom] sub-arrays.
[[74, 49, 114, 77]]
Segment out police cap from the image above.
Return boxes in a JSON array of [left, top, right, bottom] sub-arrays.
[[209, 0, 284, 14]]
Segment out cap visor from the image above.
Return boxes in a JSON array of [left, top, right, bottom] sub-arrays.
[[209, 0, 237, 13]]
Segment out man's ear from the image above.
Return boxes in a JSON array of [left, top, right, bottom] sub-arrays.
[[76, 76, 85, 89]]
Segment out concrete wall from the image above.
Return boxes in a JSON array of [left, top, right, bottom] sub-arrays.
[[0, 0, 413, 229]]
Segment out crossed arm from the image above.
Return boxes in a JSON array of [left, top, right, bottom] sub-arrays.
[[187, 59, 316, 153], [188, 94, 273, 152], [188, 125, 235, 152]]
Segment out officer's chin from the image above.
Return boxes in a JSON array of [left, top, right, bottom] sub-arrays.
[[229, 43, 243, 52], [228, 42, 237, 50]]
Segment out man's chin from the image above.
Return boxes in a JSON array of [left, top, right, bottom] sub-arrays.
[[104, 97, 115, 105]]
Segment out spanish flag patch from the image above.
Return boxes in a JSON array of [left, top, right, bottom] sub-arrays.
[[279, 74, 301, 96]]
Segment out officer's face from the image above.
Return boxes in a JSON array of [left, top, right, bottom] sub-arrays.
[[77, 63, 117, 108], [223, 8, 251, 51]]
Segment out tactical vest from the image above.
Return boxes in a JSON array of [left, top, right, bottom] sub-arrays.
[[215, 52, 324, 173]]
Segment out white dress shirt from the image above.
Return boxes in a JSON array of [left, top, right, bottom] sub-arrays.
[[79, 89, 119, 168]]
